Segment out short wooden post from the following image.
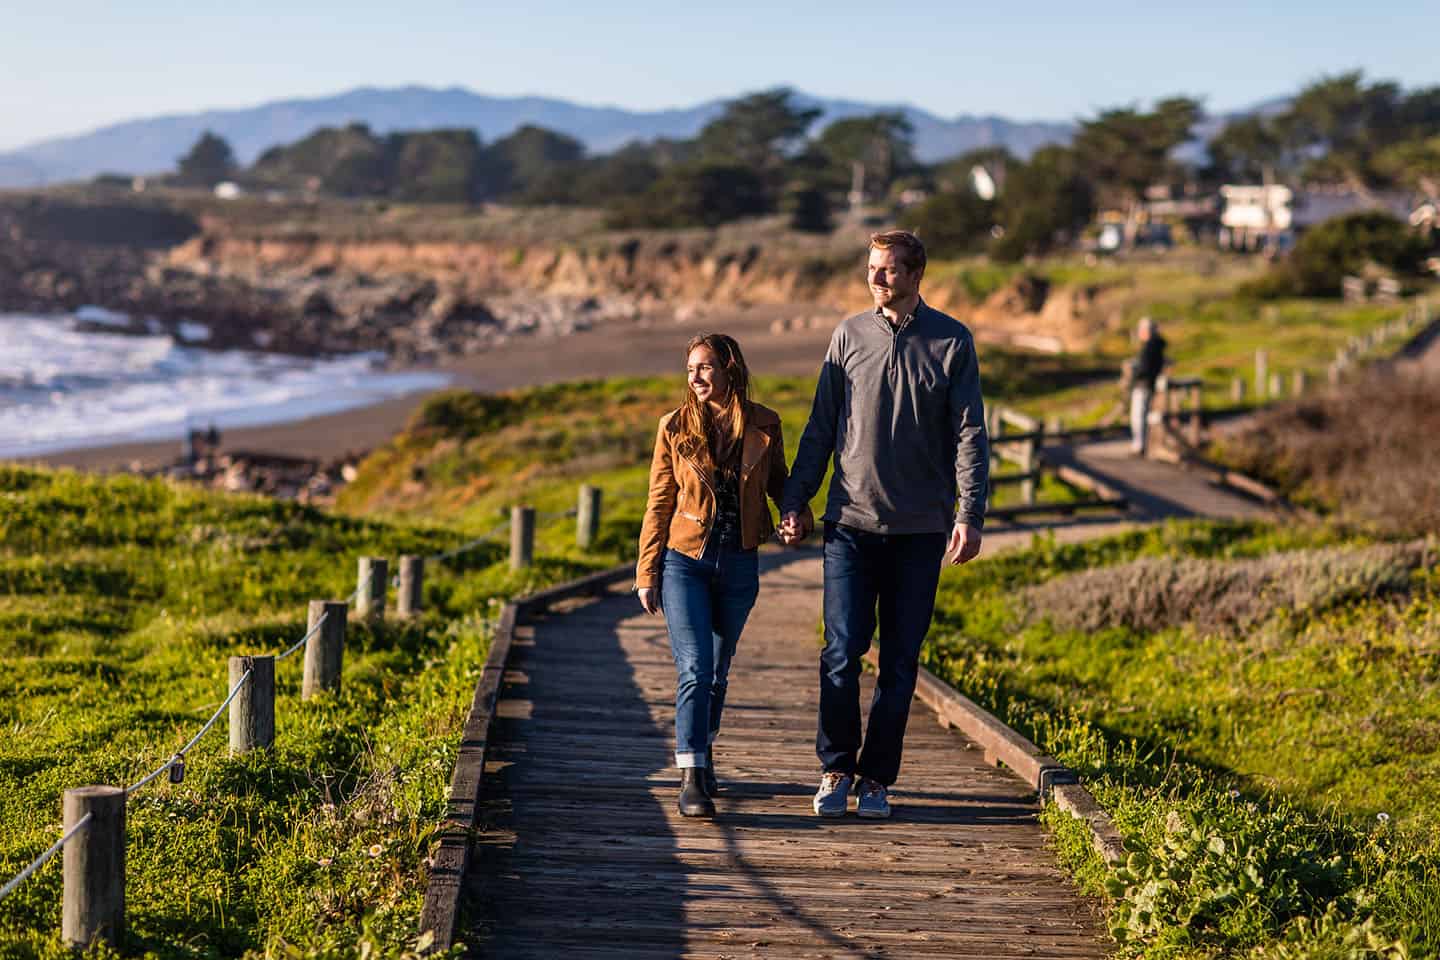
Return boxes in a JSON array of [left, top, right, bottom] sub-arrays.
[[1328, 362, 1342, 387], [576, 485, 602, 550], [1292, 370, 1308, 396], [62, 786, 125, 948], [228, 655, 274, 753], [303, 600, 346, 699], [987, 411, 1003, 510], [1269, 372, 1284, 399], [1188, 385, 1203, 447], [1231, 377, 1245, 404], [1255, 349, 1268, 400], [397, 555, 424, 618], [511, 506, 535, 570], [356, 557, 387, 620], [1020, 427, 1039, 506]]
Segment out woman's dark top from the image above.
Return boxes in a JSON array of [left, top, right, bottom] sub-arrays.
[[712, 455, 742, 547]]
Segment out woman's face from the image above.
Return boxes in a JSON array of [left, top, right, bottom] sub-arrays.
[[687, 344, 731, 405]]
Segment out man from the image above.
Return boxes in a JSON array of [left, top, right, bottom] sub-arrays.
[[778, 230, 988, 819], [1128, 316, 1167, 457]]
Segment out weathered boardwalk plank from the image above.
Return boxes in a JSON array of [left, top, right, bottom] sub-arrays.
[[463, 549, 1110, 958]]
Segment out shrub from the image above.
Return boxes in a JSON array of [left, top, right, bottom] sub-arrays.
[[1212, 369, 1440, 536], [1023, 540, 1428, 636], [1243, 212, 1429, 298]]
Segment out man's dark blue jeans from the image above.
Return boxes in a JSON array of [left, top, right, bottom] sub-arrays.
[[818, 521, 947, 786]]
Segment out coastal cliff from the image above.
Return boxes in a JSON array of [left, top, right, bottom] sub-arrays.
[[1, 190, 1117, 360]]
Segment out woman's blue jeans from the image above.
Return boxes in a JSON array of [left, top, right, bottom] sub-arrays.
[[661, 541, 759, 768]]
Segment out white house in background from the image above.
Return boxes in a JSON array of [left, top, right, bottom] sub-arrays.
[[1218, 185, 1293, 250], [1219, 184, 1420, 251], [213, 181, 243, 200]]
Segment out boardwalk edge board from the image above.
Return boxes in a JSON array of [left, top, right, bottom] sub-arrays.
[[417, 563, 636, 953], [866, 648, 1126, 868]]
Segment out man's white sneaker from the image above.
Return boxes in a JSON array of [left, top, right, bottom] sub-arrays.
[[813, 771, 853, 817]]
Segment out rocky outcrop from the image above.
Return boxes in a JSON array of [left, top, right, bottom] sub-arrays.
[[968, 274, 1115, 352], [2, 193, 1114, 360]]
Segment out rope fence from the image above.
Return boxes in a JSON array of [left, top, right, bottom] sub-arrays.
[[0, 480, 629, 945], [0, 813, 92, 903]]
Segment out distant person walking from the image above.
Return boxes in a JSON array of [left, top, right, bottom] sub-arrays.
[[636, 333, 802, 818], [1128, 317, 1167, 456], [777, 230, 989, 819]]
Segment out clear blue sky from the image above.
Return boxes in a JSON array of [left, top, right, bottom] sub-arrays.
[[2, 0, 1436, 151]]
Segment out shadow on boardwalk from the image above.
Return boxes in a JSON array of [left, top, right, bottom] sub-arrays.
[[463, 547, 1108, 958]]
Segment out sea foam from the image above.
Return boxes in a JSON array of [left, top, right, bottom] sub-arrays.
[[0, 312, 448, 458]]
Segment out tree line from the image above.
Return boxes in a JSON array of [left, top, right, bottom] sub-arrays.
[[173, 74, 1439, 265]]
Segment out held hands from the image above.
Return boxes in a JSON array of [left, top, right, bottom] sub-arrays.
[[946, 522, 982, 566], [778, 508, 813, 546], [637, 586, 661, 615]]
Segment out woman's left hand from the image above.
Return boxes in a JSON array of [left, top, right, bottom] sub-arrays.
[[638, 586, 661, 615]]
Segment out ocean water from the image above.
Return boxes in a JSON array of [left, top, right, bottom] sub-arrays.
[[0, 312, 449, 458]]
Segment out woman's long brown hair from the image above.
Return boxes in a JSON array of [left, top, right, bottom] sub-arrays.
[[674, 333, 750, 473]]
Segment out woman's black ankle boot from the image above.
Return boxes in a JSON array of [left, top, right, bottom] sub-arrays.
[[703, 750, 720, 795], [678, 768, 715, 817]]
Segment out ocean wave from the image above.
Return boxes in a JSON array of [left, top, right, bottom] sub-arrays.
[[0, 312, 448, 458]]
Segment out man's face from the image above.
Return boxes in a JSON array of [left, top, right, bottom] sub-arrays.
[[867, 247, 921, 310]]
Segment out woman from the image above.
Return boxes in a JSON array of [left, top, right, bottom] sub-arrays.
[[636, 333, 799, 818]]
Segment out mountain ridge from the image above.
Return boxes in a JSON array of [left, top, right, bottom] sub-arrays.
[[0, 85, 1075, 187]]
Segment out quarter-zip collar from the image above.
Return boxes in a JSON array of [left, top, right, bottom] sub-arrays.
[[871, 296, 922, 335]]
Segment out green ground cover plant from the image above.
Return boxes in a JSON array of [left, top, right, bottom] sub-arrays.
[[0, 467, 631, 958], [926, 519, 1439, 957]]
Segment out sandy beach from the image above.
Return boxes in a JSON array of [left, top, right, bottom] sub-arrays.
[[31, 304, 837, 471]]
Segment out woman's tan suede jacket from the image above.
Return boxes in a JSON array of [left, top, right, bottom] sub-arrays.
[[635, 403, 794, 589]]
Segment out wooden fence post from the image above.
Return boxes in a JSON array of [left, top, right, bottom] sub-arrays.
[[576, 485, 602, 550], [987, 410, 1002, 511], [1255, 349, 1268, 400], [1292, 370, 1308, 397], [303, 600, 347, 698], [1020, 426, 1039, 506], [1188, 384, 1203, 447], [62, 786, 125, 948], [1268, 372, 1284, 399], [397, 556, 424, 618], [1231, 377, 1245, 404], [228, 655, 275, 753], [356, 557, 387, 620], [511, 506, 536, 570]]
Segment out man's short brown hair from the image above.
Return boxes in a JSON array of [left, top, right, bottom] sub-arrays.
[[869, 230, 927, 273]]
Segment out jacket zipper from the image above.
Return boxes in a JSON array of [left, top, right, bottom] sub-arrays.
[[678, 447, 717, 558]]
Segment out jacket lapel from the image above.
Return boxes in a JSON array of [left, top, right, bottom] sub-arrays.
[[740, 424, 770, 479]]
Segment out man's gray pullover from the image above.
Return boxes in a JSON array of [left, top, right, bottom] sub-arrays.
[[781, 299, 989, 533]]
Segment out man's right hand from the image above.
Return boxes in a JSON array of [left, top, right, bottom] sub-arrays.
[[638, 586, 661, 615]]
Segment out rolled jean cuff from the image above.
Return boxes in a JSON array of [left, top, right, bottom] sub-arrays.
[[675, 751, 707, 768]]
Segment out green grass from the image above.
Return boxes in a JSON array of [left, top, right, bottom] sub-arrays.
[[0, 467, 633, 958], [926, 520, 1440, 957]]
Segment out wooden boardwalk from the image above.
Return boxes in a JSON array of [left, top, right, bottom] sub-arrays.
[[465, 549, 1109, 958], [1048, 439, 1273, 522]]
